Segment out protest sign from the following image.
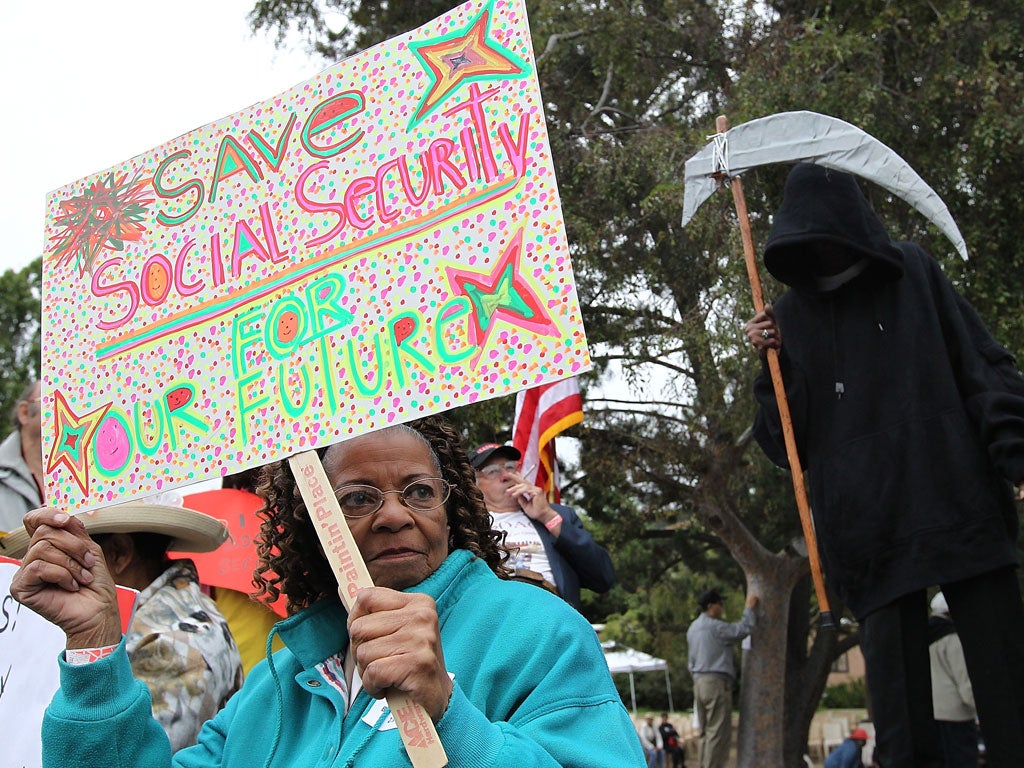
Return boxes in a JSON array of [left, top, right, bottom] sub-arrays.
[[0, 556, 136, 768], [0, 557, 62, 768], [41, 0, 590, 512], [174, 488, 287, 616]]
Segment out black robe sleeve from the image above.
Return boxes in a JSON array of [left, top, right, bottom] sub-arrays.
[[931, 260, 1024, 484], [751, 345, 811, 471]]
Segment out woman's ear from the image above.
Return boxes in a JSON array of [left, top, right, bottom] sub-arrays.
[[97, 532, 136, 579], [15, 398, 31, 428]]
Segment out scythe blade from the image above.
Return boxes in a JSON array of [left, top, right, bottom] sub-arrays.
[[682, 110, 968, 260]]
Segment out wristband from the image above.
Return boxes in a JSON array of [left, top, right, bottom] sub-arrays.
[[66, 644, 118, 665], [544, 514, 563, 531]]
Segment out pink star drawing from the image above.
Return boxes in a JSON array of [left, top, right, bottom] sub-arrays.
[[444, 228, 558, 364], [409, 0, 529, 126]]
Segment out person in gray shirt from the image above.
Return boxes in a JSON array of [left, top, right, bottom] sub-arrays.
[[686, 588, 758, 768], [0, 380, 42, 533]]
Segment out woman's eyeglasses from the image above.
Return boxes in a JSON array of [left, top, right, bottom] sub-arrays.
[[333, 477, 451, 518]]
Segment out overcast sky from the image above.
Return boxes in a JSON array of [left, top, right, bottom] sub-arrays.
[[0, 0, 320, 275]]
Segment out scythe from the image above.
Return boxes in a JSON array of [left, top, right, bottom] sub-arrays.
[[682, 111, 968, 631]]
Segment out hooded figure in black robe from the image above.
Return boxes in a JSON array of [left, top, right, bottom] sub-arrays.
[[746, 163, 1024, 768]]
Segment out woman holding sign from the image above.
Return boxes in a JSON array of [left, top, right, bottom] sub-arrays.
[[10, 415, 645, 767]]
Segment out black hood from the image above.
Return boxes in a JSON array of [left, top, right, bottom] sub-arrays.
[[763, 163, 904, 291]]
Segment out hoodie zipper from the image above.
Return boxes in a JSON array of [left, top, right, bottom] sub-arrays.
[[831, 291, 887, 400], [831, 301, 844, 399]]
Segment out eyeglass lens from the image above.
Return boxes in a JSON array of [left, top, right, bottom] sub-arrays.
[[479, 461, 518, 477], [335, 478, 449, 518]]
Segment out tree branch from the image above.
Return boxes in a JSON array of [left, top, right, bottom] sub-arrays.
[[535, 28, 587, 67], [582, 63, 616, 137]]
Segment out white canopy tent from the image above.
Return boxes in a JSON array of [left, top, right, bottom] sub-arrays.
[[602, 640, 673, 714]]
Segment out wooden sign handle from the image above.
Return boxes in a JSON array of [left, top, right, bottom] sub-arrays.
[[289, 451, 449, 767]]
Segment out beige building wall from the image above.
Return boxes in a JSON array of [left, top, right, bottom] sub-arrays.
[[827, 645, 866, 686]]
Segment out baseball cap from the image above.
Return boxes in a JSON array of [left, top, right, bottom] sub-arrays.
[[468, 443, 521, 469]]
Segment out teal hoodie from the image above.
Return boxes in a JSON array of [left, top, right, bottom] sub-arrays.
[[43, 549, 645, 767]]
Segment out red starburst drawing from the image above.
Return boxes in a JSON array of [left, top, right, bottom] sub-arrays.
[[49, 170, 154, 275]]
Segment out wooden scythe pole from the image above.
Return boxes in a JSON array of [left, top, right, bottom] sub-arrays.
[[715, 114, 835, 630]]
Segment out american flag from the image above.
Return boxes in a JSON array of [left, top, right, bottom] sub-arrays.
[[512, 378, 583, 503]]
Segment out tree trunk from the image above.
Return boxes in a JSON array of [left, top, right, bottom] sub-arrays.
[[734, 548, 806, 767], [783, 574, 835, 765], [695, 474, 849, 768]]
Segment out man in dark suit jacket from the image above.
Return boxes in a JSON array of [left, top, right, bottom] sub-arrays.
[[470, 443, 615, 609]]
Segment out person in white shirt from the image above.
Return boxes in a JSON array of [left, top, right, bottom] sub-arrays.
[[928, 591, 979, 767], [639, 713, 665, 768], [469, 442, 615, 610]]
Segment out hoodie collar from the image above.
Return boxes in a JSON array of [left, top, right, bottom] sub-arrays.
[[273, 549, 480, 670]]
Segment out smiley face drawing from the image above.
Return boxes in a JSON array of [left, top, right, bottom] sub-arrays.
[[94, 415, 131, 474], [393, 317, 416, 346], [165, 386, 193, 412], [275, 309, 300, 345], [142, 258, 171, 305]]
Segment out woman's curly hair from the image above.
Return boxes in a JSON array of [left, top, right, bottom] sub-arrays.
[[252, 415, 512, 614]]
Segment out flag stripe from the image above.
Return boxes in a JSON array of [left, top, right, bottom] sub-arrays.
[[512, 377, 583, 503]]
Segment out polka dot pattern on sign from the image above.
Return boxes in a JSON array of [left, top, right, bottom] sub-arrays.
[[40, 0, 590, 512]]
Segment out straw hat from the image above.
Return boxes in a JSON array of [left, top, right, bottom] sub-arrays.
[[0, 502, 228, 560]]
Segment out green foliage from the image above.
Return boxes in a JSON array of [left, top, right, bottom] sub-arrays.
[[820, 678, 867, 710], [0, 258, 42, 423]]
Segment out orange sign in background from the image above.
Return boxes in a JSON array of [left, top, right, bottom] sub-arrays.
[[175, 488, 287, 617]]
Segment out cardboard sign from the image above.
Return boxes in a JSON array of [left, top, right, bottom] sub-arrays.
[[0, 558, 63, 768], [40, 0, 589, 513], [0, 556, 137, 768], [174, 488, 287, 616]]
